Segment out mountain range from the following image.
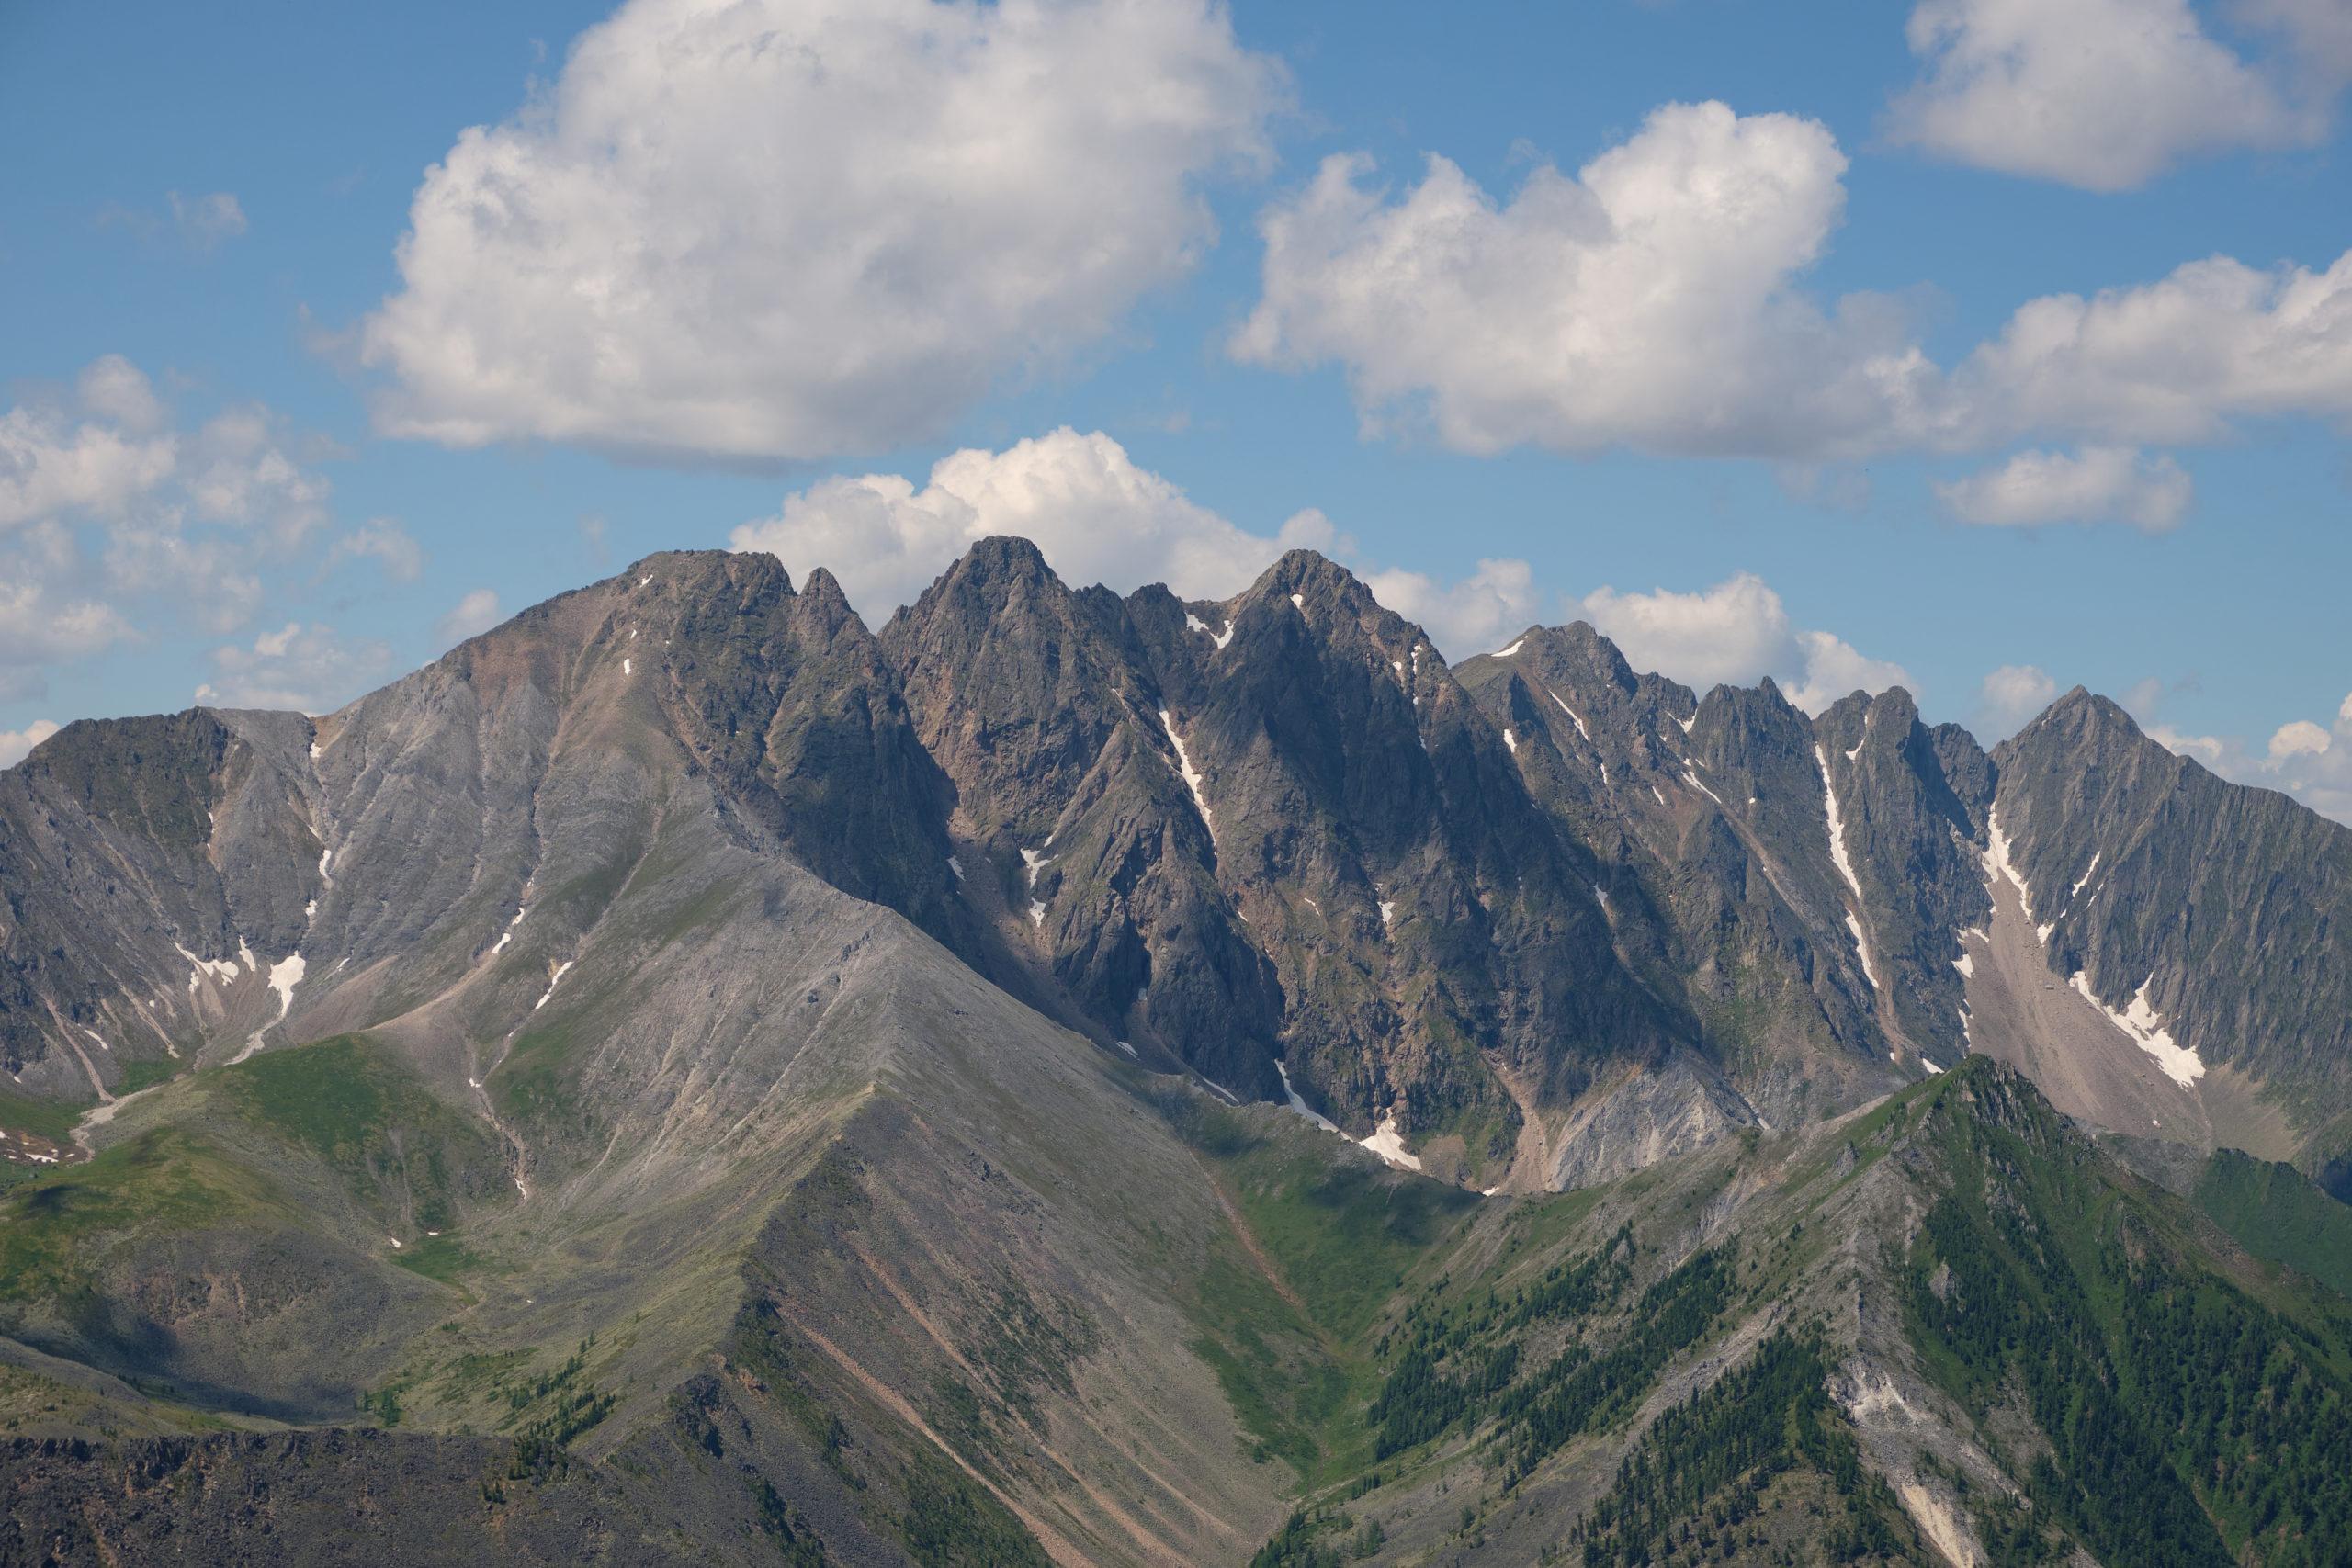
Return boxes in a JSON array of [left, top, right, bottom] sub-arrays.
[[3, 539, 2348, 1566]]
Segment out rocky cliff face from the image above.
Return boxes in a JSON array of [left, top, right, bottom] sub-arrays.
[[1990, 689, 2352, 1165], [10, 543, 2352, 1191], [6, 540, 2352, 1567]]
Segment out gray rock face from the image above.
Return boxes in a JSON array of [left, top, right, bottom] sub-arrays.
[[880, 536, 1287, 1099], [880, 542, 1677, 1177], [6, 542, 2352, 1190], [1813, 687, 1992, 1066], [6, 540, 2352, 1568], [1993, 689, 2352, 1159]]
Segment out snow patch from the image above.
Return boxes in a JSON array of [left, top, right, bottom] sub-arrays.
[[1952, 952, 1973, 978], [2068, 851, 2100, 901], [1360, 1115, 1422, 1172], [176, 942, 242, 987], [1214, 620, 1235, 650], [1276, 1064, 1341, 1134], [1676, 709, 1697, 734], [1494, 638, 1524, 659], [1290, 592, 1304, 609], [1028, 900, 1047, 928], [1545, 687, 1590, 742], [1921, 1057, 1942, 1074], [1649, 784, 1666, 807], [1159, 709, 1215, 833], [533, 959, 574, 1011], [622, 657, 631, 675], [230, 953, 308, 1064], [1379, 899, 1396, 928], [1815, 745, 1881, 992], [2070, 971, 2205, 1085], [1186, 612, 1211, 636], [947, 855, 965, 881], [1682, 767, 1723, 807], [1982, 807, 2040, 937], [1502, 727, 1518, 753], [491, 903, 526, 955], [1022, 846, 1053, 889]]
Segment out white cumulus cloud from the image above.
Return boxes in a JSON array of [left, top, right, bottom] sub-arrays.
[[0, 357, 354, 697], [362, 0, 1283, 462], [433, 589, 503, 648], [1233, 99, 2352, 476], [325, 518, 425, 582], [2269, 717, 2333, 759], [1233, 102, 1921, 459], [731, 427, 1323, 614], [1576, 571, 1911, 712], [196, 622, 397, 714], [1978, 663, 2063, 735], [1362, 558, 1543, 663], [1890, 0, 2329, 190], [0, 719, 61, 770], [730, 427, 1547, 657], [1936, 446, 2192, 530], [0, 360, 178, 527]]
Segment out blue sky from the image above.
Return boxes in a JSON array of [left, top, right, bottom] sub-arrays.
[[3, 0, 2348, 814]]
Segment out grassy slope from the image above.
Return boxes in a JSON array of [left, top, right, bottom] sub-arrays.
[[2194, 1147, 2352, 1300], [1895, 1063, 2352, 1567]]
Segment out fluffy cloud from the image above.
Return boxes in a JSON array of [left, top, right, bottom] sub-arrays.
[[1946, 250, 2352, 446], [1576, 571, 1912, 713], [168, 190, 249, 250], [733, 427, 1319, 611], [195, 622, 396, 714], [1978, 663, 2062, 735], [0, 719, 61, 770], [0, 358, 178, 526], [0, 357, 369, 700], [1578, 573, 1798, 691], [1935, 446, 2192, 530], [325, 518, 424, 582], [731, 427, 1546, 657], [1361, 558, 1542, 661], [180, 407, 333, 545], [1891, 0, 2327, 190], [363, 0, 1283, 461], [1234, 103, 1920, 459], [1235, 101, 2352, 473], [1784, 630, 1916, 716], [433, 589, 503, 648], [2269, 718, 2332, 759]]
